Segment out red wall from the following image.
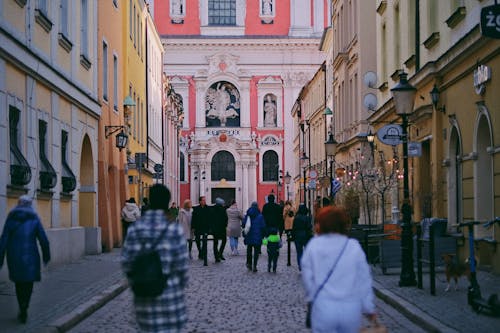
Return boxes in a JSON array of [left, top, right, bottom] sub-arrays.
[[154, 0, 201, 35], [245, 0, 291, 35]]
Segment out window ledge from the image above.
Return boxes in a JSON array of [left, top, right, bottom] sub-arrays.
[[58, 33, 73, 53], [15, 0, 27, 8], [404, 54, 416, 69], [423, 32, 440, 50], [390, 69, 401, 82], [60, 192, 74, 201], [80, 54, 92, 70], [446, 7, 466, 29], [378, 81, 388, 92], [7, 184, 29, 197], [37, 189, 54, 200], [35, 9, 53, 33], [376, 1, 387, 15]]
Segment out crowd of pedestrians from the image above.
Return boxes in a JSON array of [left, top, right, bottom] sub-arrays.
[[0, 188, 377, 332]]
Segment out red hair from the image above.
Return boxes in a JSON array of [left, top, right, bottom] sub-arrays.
[[315, 206, 350, 235]]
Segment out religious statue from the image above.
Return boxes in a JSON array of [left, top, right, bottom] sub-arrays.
[[206, 82, 240, 127], [171, 0, 183, 15], [262, 0, 273, 15], [264, 94, 277, 127]]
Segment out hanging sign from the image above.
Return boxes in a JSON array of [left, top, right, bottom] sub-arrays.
[[377, 124, 403, 146], [408, 142, 422, 157], [481, 5, 500, 39]]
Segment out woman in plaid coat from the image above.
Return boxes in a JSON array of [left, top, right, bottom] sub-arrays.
[[122, 185, 189, 333]]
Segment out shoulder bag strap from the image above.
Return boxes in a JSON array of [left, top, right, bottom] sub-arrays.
[[311, 238, 349, 304]]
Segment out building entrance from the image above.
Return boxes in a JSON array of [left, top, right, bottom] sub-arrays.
[[211, 188, 235, 206]]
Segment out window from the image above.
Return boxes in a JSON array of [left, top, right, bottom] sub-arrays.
[[129, 0, 132, 38], [211, 151, 235, 181], [180, 153, 185, 182], [39, 120, 57, 190], [113, 55, 118, 110], [113, 0, 118, 8], [133, 5, 137, 47], [208, 0, 236, 26], [102, 41, 108, 101], [263, 150, 278, 181], [9, 106, 31, 186], [38, 0, 48, 14], [60, 0, 69, 36], [81, 0, 88, 57], [61, 130, 76, 193]]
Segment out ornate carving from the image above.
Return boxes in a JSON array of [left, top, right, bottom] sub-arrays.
[[206, 53, 240, 76]]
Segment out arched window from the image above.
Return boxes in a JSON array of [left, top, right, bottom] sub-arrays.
[[179, 152, 185, 182], [211, 151, 235, 181], [263, 150, 278, 181]]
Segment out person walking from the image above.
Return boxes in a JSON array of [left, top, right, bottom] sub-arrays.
[[211, 198, 228, 262], [243, 202, 266, 272], [178, 199, 193, 259], [0, 195, 51, 324], [191, 196, 211, 265], [169, 202, 179, 218], [282, 200, 295, 235], [262, 194, 284, 237], [121, 197, 141, 241], [226, 199, 244, 255], [292, 204, 313, 271], [121, 184, 189, 333], [262, 226, 282, 273], [301, 206, 376, 333]]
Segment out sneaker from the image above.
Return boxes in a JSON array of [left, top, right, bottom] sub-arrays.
[[246, 263, 252, 270], [220, 256, 226, 261]]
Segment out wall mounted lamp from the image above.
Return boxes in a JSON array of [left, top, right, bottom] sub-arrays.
[[430, 85, 446, 113], [105, 126, 128, 151]]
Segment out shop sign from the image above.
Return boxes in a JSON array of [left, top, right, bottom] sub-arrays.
[[481, 5, 500, 39], [377, 124, 403, 146], [473, 65, 491, 95], [408, 142, 422, 157]]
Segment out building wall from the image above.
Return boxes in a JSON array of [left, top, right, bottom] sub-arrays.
[[0, 0, 101, 277]]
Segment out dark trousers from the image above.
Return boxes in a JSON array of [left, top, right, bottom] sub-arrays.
[[15, 282, 34, 313], [246, 245, 260, 269], [122, 220, 132, 242], [195, 233, 208, 265], [213, 237, 226, 261], [268, 250, 279, 272]]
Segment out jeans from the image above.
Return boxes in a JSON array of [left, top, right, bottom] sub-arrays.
[[229, 237, 238, 251], [213, 236, 226, 260], [294, 240, 306, 270]]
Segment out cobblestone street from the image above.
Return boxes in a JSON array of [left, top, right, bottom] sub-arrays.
[[70, 244, 425, 332]]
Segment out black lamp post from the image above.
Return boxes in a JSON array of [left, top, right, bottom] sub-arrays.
[[105, 126, 128, 151], [284, 171, 292, 201], [324, 132, 338, 199], [391, 71, 417, 287], [300, 152, 309, 209]]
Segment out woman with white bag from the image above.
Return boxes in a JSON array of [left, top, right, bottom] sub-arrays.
[[242, 202, 266, 272]]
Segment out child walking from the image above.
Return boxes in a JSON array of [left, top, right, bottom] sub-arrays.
[[263, 227, 282, 273]]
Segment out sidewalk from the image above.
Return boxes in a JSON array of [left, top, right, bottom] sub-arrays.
[[372, 265, 500, 333], [1, 247, 499, 332], [0, 249, 127, 333]]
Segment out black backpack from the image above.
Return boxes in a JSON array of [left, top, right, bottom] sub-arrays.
[[128, 227, 168, 297]]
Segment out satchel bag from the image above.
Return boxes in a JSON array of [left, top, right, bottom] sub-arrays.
[[359, 318, 388, 333], [306, 239, 348, 329]]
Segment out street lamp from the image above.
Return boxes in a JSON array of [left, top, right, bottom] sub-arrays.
[[284, 171, 292, 200], [300, 152, 310, 209], [324, 132, 338, 199], [105, 126, 128, 151], [391, 71, 417, 287]]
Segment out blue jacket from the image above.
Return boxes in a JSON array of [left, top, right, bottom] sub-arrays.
[[0, 205, 51, 282], [243, 206, 266, 246]]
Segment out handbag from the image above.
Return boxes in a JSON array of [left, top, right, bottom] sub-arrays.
[[359, 318, 388, 333], [306, 239, 348, 328], [243, 216, 251, 235]]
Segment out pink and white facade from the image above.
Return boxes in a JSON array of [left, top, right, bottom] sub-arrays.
[[152, 0, 328, 210]]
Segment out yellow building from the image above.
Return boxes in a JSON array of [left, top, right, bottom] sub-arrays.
[[124, 0, 150, 206], [0, 0, 101, 275], [373, 0, 500, 272]]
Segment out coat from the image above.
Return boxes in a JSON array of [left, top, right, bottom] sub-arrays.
[[292, 204, 313, 244], [191, 204, 211, 235], [226, 205, 243, 238], [0, 205, 51, 282], [121, 209, 189, 332], [178, 208, 193, 240], [282, 203, 295, 230], [211, 204, 228, 238], [243, 206, 266, 246], [262, 201, 284, 231], [121, 202, 141, 223]]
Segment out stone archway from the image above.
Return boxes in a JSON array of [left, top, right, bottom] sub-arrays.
[[79, 134, 101, 254]]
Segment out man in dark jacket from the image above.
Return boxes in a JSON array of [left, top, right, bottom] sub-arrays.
[[0, 195, 51, 324], [211, 198, 228, 262], [262, 194, 284, 237], [191, 196, 211, 265], [292, 204, 312, 271]]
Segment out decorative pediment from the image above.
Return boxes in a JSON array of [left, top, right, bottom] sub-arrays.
[[206, 53, 240, 76]]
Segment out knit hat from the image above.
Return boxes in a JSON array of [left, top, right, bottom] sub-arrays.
[[215, 197, 225, 206], [18, 195, 33, 207], [251, 201, 259, 208]]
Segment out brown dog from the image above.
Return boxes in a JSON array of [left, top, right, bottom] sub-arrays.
[[442, 253, 471, 292]]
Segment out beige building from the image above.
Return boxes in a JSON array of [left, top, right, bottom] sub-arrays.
[[0, 0, 101, 277], [373, 0, 500, 272]]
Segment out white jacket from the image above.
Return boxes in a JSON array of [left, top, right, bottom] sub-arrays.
[[121, 202, 141, 223]]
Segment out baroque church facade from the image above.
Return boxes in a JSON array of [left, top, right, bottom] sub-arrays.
[[152, 0, 328, 210]]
